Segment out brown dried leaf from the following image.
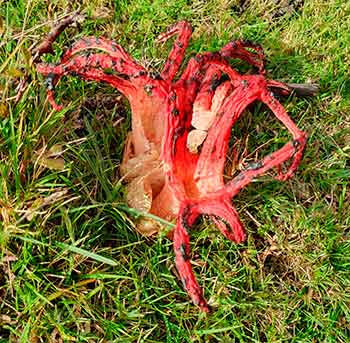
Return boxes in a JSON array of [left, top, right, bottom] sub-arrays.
[[26, 198, 43, 221], [1, 206, 11, 225]]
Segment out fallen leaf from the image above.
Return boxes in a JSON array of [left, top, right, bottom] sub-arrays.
[[26, 198, 43, 221], [48, 144, 63, 156], [37, 156, 65, 170], [34, 145, 65, 170]]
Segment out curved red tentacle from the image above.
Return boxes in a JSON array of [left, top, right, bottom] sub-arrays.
[[260, 89, 307, 180], [197, 197, 246, 243], [157, 21, 193, 81], [37, 54, 135, 108], [220, 39, 266, 74], [37, 37, 148, 110], [173, 204, 210, 312], [60, 36, 144, 71]]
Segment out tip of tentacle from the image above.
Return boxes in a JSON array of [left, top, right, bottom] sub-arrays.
[[47, 90, 64, 111], [36, 63, 46, 74], [156, 21, 192, 43], [198, 301, 211, 313]]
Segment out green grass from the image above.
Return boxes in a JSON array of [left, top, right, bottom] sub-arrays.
[[1, 0, 350, 341]]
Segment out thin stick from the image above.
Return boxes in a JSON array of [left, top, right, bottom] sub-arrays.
[[12, 10, 84, 105], [32, 10, 83, 62], [285, 82, 319, 97]]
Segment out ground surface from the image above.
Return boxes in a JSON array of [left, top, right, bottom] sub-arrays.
[[0, 0, 349, 342]]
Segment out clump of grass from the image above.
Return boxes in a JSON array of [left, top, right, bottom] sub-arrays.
[[0, 0, 349, 341]]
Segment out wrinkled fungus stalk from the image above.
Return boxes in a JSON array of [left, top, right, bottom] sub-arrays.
[[37, 21, 307, 312]]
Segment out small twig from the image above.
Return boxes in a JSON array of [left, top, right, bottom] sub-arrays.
[[272, 82, 319, 98], [0, 14, 76, 49], [32, 10, 83, 62], [12, 10, 84, 106], [285, 82, 319, 97]]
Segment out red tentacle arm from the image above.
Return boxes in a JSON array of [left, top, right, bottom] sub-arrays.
[[173, 204, 210, 312], [37, 56, 144, 110], [37, 55, 134, 109], [223, 138, 305, 198], [220, 39, 266, 74], [196, 197, 246, 243], [37, 54, 134, 90], [157, 21, 193, 81], [60, 37, 139, 66], [174, 196, 245, 311]]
